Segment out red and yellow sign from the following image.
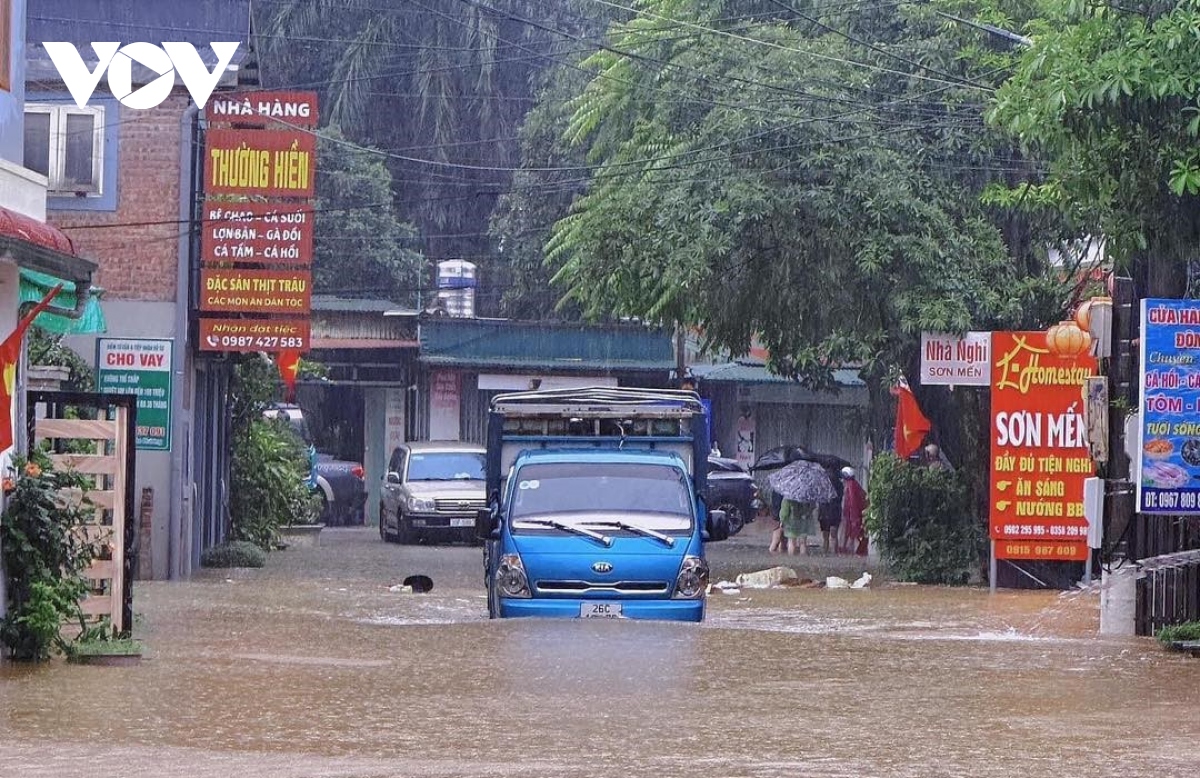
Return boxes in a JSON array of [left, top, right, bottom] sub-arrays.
[[198, 318, 310, 352], [990, 331, 1097, 561], [206, 91, 319, 128], [199, 269, 311, 315], [201, 202, 314, 266], [205, 129, 315, 197]]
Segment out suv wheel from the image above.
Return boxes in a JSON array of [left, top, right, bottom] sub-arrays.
[[396, 510, 416, 545], [715, 502, 746, 536], [379, 504, 393, 542]]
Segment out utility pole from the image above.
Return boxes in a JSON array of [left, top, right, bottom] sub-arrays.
[[1105, 277, 1137, 563]]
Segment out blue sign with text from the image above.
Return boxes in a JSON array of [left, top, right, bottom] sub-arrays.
[[1138, 298, 1200, 514]]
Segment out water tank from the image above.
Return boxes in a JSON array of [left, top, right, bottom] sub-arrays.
[[435, 288, 475, 318], [435, 260, 477, 318], [436, 260, 477, 290]]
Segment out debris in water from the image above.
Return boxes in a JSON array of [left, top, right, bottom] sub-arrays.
[[735, 566, 797, 588]]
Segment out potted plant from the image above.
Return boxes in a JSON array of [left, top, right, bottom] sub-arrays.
[[64, 620, 144, 666]]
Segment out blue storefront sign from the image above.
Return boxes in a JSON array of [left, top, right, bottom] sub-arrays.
[[1138, 299, 1200, 513]]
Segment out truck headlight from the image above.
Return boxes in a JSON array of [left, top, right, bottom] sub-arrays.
[[406, 495, 436, 513], [674, 556, 709, 599], [496, 554, 531, 598]]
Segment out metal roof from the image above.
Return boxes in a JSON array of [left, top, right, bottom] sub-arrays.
[[419, 317, 673, 372], [25, 1, 252, 76], [691, 361, 865, 386], [311, 296, 410, 314]]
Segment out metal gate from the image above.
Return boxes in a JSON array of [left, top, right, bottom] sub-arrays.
[[26, 391, 137, 634]]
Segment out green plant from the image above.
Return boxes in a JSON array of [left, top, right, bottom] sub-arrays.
[[63, 618, 143, 661], [1, 452, 98, 661], [199, 540, 268, 568], [865, 453, 983, 585], [230, 417, 322, 548], [1156, 621, 1200, 645]]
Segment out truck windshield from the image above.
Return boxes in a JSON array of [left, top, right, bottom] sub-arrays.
[[408, 452, 486, 481], [510, 462, 692, 531]]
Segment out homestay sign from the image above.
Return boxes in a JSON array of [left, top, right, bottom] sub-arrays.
[[989, 331, 1097, 562]]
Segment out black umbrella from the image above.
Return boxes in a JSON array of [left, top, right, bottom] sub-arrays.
[[750, 445, 811, 472]]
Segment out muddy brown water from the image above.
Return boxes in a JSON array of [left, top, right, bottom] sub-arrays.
[[1, 527, 1197, 778]]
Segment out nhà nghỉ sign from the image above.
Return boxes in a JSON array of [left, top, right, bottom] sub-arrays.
[[199, 318, 310, 352], [200, 269, 311, 314], [989, 331, 1097, 561], [202, 202, 313, 265], [96, 338, 173, 450], [920, 331, 991, 386], [204, 129, 315, 197]]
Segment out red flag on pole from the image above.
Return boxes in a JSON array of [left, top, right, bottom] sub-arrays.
[[891, 380, 932, 459], [276, 350, 302, 402], [0, 284, 64, 452]]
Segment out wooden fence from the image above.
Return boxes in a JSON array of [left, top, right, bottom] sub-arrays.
[[28, 392, 136, 635]]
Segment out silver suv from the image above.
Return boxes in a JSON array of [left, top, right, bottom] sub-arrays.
[[379, 441, 487, 544]]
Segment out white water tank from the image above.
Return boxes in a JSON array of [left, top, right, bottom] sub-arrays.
[[435, 260, 477, 318]]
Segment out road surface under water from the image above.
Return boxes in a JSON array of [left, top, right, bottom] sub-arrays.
[[1, 528, 1197, 778]]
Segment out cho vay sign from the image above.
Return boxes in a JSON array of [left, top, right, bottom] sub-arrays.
[[989, 330, 1097, 562], [198, 91, 317, 353]]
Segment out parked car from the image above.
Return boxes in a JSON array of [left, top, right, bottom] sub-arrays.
[[263, 403, 367, 526], [705, 455, 757, 536], [380, 441, 487, 544]]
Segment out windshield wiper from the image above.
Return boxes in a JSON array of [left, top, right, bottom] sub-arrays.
[[582, 520, 675, 548], [518, 518, 613, 547]]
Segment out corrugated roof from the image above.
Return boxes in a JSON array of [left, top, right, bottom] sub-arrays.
[[692, 361, 864, 386], [26, 1, 252, 66], [419, 317, 673, 371], [311, 296, 409, 314]]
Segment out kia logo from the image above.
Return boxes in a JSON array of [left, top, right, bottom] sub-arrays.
[[592, 562, 614, 574]]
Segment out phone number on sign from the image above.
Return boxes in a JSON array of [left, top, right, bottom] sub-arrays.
[[211, 335, 306, 349]]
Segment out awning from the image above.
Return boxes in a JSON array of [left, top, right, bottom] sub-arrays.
[[19, 268, 106, 335]]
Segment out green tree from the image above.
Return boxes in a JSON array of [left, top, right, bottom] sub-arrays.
[[988, 0, 1200, 296], [255, 1, 590, 313], [313, 126, 424, 303]]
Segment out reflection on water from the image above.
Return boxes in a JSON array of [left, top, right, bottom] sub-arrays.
[[1, 529, 1197, 778]]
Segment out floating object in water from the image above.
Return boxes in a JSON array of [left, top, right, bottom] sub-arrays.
[[826, 576, 850, 589], [403, 574, 434, 593], [850, 572, 872, 589], [735, 566, 797, 588]]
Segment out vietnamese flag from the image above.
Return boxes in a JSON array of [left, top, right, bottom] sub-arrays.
[[276, 349, 302, 402], [891, 381, 932, 459], [0, 284, 64, 452]]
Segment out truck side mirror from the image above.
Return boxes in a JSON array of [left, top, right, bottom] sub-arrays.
[[386, 471, 401, 485], [475, 507, 497, 540], [706, 509, 729, 542]]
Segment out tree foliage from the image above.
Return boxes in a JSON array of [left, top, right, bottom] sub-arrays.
[[313, 126, 424, 303], [503, 1, 1067, 391], [989, 0, 1200, 295]]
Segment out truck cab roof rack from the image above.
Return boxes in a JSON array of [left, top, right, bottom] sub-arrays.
[[490, 386, 704, 418]]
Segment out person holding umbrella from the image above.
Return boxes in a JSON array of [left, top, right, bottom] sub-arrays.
[[767, 458, 839, 555]]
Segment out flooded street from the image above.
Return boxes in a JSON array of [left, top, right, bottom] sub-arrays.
[[2, 527, 1197, 778]]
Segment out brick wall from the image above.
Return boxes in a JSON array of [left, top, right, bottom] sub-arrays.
[[51, 93, 190, 302]]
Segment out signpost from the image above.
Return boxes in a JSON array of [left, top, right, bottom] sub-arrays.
[[1137, 298, 1200, 514], [989, 331, 1097, 583], [96, 338, 173, 451], [920, 331, 992, 386]]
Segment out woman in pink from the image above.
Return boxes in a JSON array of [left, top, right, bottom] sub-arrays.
[[839, 467, 868, 556]]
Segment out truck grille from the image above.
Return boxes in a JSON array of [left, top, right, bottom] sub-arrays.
[[534, 580, 670, 596], [434, 498, 486, 514]]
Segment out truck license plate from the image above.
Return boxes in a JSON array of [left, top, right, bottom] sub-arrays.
[[580, 602, 622, 618], [449, 518, 474, 527]]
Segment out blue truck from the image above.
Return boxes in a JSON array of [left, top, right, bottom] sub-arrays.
[[475, 386, 729, 622]]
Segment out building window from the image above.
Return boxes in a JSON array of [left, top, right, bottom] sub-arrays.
[[23, 104, 106, 196]]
